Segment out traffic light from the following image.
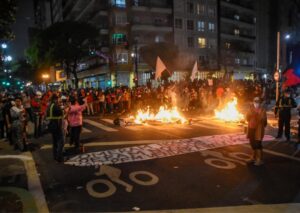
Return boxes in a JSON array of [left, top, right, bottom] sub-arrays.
[[17, 81, 21, 85], [2, 81, 5, 85], [107, 80, 111, 86], [6, 82, 10, 86]]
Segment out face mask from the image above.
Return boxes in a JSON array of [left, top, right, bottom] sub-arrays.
[[254, 103, 259, 108]]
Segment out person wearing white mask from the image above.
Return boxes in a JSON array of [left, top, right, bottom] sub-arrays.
[[246, 97, 267, 166]]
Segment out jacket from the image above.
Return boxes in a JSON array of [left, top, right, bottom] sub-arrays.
[[246, 106, 267, 141]]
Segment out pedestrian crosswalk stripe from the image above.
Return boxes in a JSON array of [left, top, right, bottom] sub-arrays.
[[84, 119, 118, 132], [82, 127, 91, 133], [101, 119, 114, 125]]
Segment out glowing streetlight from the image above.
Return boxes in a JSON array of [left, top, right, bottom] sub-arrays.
[[5, 55, 12, 62], [42, 74, 50, 80], [285, 34, 291, 40], [1, 43, 7, 49]]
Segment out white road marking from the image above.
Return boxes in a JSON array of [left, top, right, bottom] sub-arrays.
[[101, 119, 114, 125], [102, 119, 142, 131], [243, 144, 300, 162], [82, 127, 91, 133], [84, 119, 118, 132], [0, 154, 49, 213]]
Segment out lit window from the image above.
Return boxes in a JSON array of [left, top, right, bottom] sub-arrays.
[[175, 18, 183, 28], [197, 21, 205, 32], [208, 22, 215, 32], [196, 4, 205, 15], [234, 14, 240, 20], [155, 35, 163, 43], [234, 29, 240, 36], [235, 58, 240, 64], [111, 0, 126, 8], [187, 37, 194, 47], [117, 52, 128, 64], [243, 59, 248, 65], [187, 20, 194, 30], [225, 42, 231, 49], [198, 37, 206, 48]]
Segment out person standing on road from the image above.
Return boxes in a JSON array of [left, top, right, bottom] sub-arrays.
[[46, 94, 64, 162], [246, 97, 267, 166], [67, 97, 86, 153], [275, 89, 297, 142]]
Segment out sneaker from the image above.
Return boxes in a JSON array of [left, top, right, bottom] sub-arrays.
[[254, 161, 264, 166]]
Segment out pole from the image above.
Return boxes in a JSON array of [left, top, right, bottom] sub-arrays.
[[134, 44, 138, 87], [276, 31, 280, 102]]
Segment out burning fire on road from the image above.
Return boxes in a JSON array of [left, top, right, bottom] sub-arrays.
[[129, 106, 187, 124], [214, 98, 244, 122]]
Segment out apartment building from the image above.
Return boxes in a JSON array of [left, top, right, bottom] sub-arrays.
[[219, 0, 257, 79], [173, 0, 218, 79]]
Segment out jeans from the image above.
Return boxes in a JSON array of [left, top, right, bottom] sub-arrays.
[[70, 126, 82, 148], [49, 121, 64, 161]]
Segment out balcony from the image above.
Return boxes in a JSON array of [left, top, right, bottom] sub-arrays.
[[131, 6, 172, 14], [131, 24, 172, 32], [131, 0, 172, 13], [221, 0, 255, 14], [221, 33, 256, 43], [221, 17, 255, 29]]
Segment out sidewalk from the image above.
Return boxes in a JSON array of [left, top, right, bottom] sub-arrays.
[[0, 139, 48, 213]]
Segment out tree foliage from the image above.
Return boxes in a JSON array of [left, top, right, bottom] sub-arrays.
[[11, 59, 37, 82], [26, 21, 98, 88], [0, 0, 17, 40]]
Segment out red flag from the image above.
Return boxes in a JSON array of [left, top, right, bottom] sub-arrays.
[[283, 68, 300, 87]]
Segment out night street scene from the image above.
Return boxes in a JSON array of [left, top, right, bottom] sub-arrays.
[[1, 0, 300, 212]]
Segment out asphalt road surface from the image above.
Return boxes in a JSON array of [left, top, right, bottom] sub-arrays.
[[30, 115, 300, 212]]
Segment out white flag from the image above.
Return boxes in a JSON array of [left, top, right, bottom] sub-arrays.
[[190, 61, 198, 81], [155, 56, 167, 80]]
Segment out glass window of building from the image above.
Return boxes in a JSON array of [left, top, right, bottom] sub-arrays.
[[187, 37, 194, 48], [235, 58, 240, 64], [208, 22, 215, 32], [208, 7, 216, 17], [197, 21, 205, 32], [112, 33, 127, 45], [225, 42, 231, 49], [208, 39, 216, 48], [243, 59, 248, 65], [187, 2, 194, 14], [111, 0, 126, 8], [187, 20, 194, 30], [115, 13, 127, 25], [196, 4, 205, 15], [234, 14, 240, 20], [198, 37, 206, 48], [117, 52, 128, 64], [234, 29, 240, 36], [175, 18, 183, 28]]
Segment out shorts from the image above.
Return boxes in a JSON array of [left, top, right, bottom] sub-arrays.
[[248, 128, 262, 150]]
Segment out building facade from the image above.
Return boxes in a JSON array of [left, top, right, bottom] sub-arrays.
[[173, 0, 218, 79], [45, 0, 273, 87]]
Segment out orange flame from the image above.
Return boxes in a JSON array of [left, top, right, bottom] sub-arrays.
[[214, 98, 244, 122], [132, 106, 187, 124]]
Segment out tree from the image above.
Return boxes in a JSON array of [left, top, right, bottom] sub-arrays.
[[139, 42, 179, 80], [0, 0, 17, 40], [26, 21, 98, 88], [11, 59, 37, 82]]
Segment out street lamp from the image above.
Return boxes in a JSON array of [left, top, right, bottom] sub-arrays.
[[5, 55, 12, 62], [285, 34, 291, 40], [1, 43, 7, 49], [42, 74, 50, 80]]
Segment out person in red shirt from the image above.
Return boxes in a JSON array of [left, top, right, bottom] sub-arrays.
[[86, 91, 94, 115]]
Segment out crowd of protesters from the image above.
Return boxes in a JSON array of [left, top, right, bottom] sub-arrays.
[[0, 78, 278, 161]]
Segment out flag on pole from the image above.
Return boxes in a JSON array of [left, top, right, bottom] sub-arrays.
[[282, 68, 300, 88], [155, 56, 167, 80], [190, 61, 198, 81]]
